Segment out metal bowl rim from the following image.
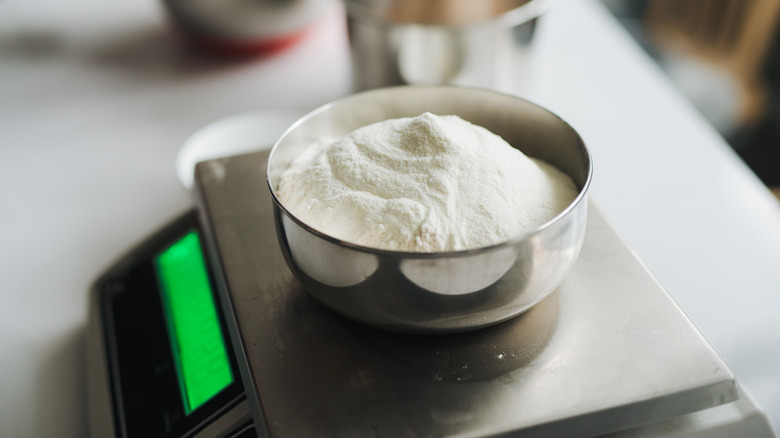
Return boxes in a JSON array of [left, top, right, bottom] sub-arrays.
[[343, 0, 556, 28]]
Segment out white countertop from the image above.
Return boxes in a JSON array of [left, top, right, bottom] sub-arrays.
[[1, 0, 778, 436]]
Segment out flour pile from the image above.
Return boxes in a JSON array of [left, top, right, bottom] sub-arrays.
[[276, 112, 578, 252]]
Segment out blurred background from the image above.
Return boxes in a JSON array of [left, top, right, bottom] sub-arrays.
[[2, 0, 780, 437], [601, 0, 780, 199]]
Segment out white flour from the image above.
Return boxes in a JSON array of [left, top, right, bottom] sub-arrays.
[[276, 112, 578, 252]]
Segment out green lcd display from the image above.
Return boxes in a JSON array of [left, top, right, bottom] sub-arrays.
[[154, 231, 234, 415]]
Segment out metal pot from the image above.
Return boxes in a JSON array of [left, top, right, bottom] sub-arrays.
[[344, 0, 554, 91]]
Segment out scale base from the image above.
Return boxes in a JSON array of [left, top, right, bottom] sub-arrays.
[[191, 149, 772, 437]]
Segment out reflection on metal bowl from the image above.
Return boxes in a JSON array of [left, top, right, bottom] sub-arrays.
[[268, 85, 591, 333], [281, 213, 379, 287], [400, 246, 518, 295]]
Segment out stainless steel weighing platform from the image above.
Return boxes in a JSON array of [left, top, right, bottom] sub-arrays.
[[193, 150, 769, 437]]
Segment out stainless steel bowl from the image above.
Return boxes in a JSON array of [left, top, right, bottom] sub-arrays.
[[267, 86, 591, 333], [344, 0, 554, 91]]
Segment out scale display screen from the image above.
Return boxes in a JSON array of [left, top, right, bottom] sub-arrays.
[[100, 212, 247, 437], [155, 231, 234, 415]]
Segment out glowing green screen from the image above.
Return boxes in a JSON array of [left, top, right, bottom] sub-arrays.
[[155, 231, 233, 415]]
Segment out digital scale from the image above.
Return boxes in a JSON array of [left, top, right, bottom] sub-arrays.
[[86, 149, 774, 437]]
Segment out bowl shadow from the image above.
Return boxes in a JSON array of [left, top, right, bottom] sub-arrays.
[[343, 289, 560, 382]]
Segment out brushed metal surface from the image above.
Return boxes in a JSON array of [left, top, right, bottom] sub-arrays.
[[195, 150, 737, 438]]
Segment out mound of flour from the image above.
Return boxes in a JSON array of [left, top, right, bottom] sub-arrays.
[[276, 112, 578, 252]]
